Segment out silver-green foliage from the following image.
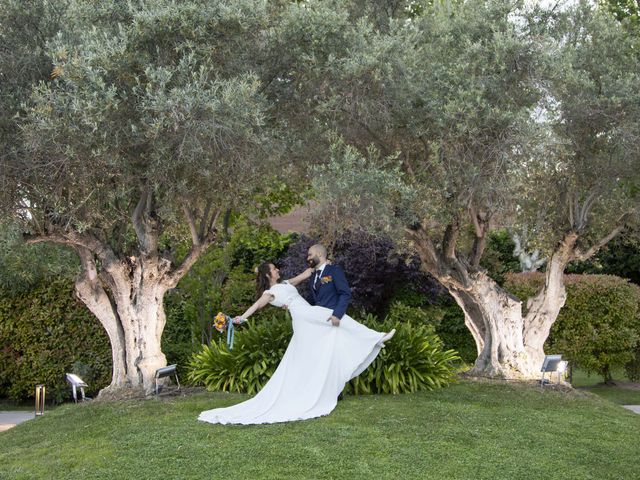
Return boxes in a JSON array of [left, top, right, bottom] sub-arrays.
[[310, 138, 417, 242], [2, 0, 281, 243], [517, 2, 640, 252]]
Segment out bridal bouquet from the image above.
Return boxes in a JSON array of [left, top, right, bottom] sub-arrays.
[[214, 312, 235, 349], [214, 312, 231, 332]]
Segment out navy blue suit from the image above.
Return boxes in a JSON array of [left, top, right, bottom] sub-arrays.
[[308, 264, 352, 319]]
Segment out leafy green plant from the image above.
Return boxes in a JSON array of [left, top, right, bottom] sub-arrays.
[[229, 223, 295, 273], [163, 223, 292, 372], [480, 228, 521, 284], [427, 303, 477, 365], [188, 312, 291, 394], [385, 298, 476, 364], [386, 301, 432, 324], [347, 315, 460, 395], [188, 311, 459, 395]]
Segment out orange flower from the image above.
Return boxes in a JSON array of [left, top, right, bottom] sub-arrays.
[[214, 312, 228, 332]]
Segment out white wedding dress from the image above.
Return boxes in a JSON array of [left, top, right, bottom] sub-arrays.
[[198, 281, 386, 425]]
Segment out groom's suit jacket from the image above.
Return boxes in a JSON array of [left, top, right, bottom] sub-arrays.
[[308, 264, 352, 319]]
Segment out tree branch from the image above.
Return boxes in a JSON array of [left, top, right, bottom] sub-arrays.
[[468, 204, 488, 268], [167, 208, 223, 289], [167, 240, 211, 289], [131, 187, 159, 254], [198, 201, 212, 240], [339, 107, 391, 156], [76, 246, 99, 284], [132, 187, 148, 243], [573, 213, 632, 262], [206, 208, 222, 238], [577, 191, 597, 231], [25, 230, 118, 265], [442, 218, 459, 260], [468, 203, 482, 238], [183, 204, 200, 246], [25, 229, 131, 296], [568, 193, 575, 228], [405, 222, 439, 272]]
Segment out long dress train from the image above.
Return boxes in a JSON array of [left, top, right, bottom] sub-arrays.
[[198, 282, 385, 425]]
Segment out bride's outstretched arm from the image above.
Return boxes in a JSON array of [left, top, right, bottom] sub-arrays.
[[233, 293, 274, 324], [286, 267, 314, 287]]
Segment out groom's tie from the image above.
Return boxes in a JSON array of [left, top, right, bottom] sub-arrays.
[[313, 270, 321, 290]]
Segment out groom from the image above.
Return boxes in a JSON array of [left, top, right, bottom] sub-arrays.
[[306, 244, 351, 327]]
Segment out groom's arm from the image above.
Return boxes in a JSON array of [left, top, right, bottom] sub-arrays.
[[331, 266, 351, 319]]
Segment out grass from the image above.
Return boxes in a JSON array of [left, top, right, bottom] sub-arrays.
[[570, 368, 640, 405], [0, 400, 36, 412], [1, 381, 639, 480]]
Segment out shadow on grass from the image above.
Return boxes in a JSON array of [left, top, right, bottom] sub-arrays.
[[570, 368, 640, 404]]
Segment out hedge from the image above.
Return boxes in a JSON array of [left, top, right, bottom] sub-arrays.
[[0, 279, 111, 403]]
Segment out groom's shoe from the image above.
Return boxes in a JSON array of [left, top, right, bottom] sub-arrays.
[[378, 329, 396, 347]]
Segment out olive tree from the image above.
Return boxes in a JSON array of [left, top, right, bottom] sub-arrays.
[[0, 0, 292, 396], [308, 1, 640, 378]]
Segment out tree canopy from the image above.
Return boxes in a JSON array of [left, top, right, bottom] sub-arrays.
[[0, 0, 330, 394], [1, 0, 639, 384]]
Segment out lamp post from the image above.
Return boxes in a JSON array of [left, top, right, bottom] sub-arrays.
[[35, 384, 45, 416]]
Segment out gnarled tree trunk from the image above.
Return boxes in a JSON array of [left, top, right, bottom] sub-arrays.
[[27, 195, 220, 397], [521, 233, 577, 371], [87, 253, 173, 396], [448, 272, 532, 378], [407, 221, 623, 379]]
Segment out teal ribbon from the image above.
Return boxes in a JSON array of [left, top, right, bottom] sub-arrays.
[[226, 315, 235, 350]]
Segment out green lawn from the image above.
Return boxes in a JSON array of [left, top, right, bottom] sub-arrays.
[[0, 400, 38, 412], [1, 381, 638, 480], [570, 368, 640, 405]]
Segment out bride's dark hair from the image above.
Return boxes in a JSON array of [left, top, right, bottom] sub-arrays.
[[255, 262, 273, 299]]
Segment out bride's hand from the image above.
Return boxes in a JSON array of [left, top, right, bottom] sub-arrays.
[[232, 316, 245, 325], [302, 267, 314, 279]]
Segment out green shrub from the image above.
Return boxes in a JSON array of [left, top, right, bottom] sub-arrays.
[[386, 299, 477, 364], [0, 279, 111, 403], [480, 228, 521, 285], [162, 294, 200, 381], [347, 314, 460, 394], [163, 223, 291, 373], [504, 273, 640, 382], [188, 311, 291, 394], [188, 311, 459, 395], [386, 301, 433, 324], [428, 303, 477, 364], [229, 224, 294, 273], [626, 346, 640, 382], [502, 272, 542, 306]]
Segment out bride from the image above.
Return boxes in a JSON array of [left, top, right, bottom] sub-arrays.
[[198, 261, 395, 425]]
